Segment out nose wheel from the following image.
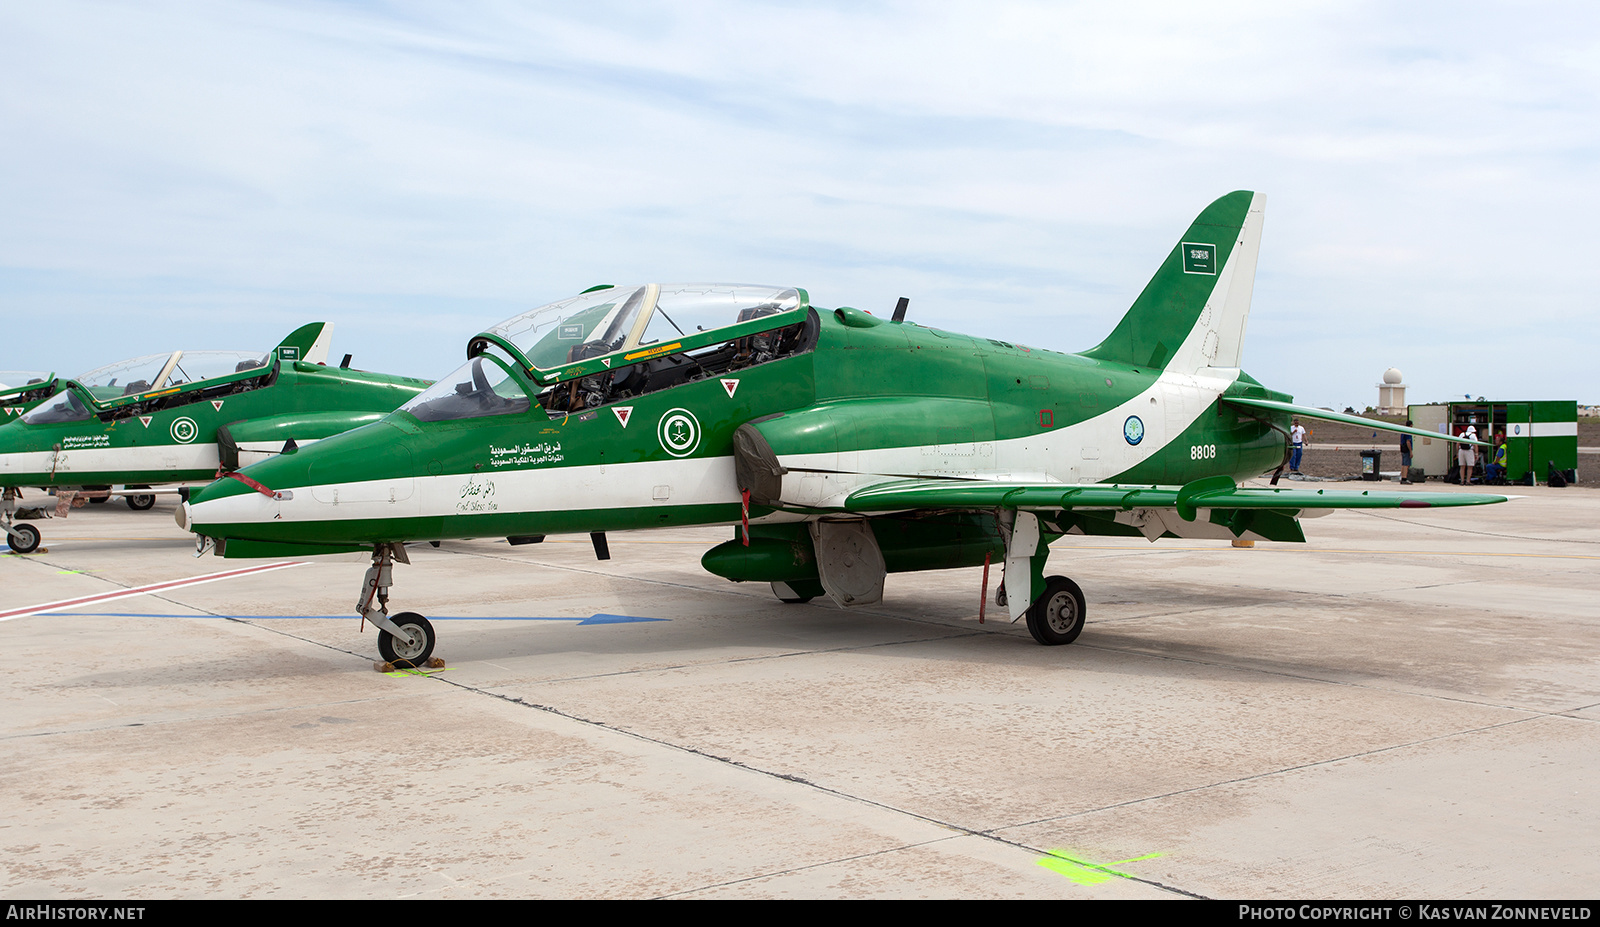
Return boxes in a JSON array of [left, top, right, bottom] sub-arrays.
[[5, 522, 41, 554], [377, 612, 436, 667]]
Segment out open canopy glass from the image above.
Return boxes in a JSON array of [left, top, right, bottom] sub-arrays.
[[21, 349, 271, 424], [482, 284, 804, 373], [0, 371, 50, 391], [398, 283, 812, 423]]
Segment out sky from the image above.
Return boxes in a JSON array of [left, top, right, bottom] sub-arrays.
[[3, 0, 1597, 408]]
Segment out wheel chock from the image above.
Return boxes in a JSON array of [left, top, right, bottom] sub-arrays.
[[373, 656, 447, 673]]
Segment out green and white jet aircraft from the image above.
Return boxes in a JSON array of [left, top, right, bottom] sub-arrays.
[[0, 372, 58, 424], [1, 323, 431, 554], [181, 192, 1505, 667]]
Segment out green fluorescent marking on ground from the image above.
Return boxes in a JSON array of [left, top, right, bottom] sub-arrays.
[[1036, 849, 1162, 885], [55, 569, 98, 574], [383, 665, 454, 678]]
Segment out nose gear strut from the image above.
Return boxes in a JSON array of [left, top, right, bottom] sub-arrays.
[[357, 542, 438, 669]]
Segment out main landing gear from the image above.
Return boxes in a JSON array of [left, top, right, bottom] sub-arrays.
[[1024, 575, 1086, 646], [1000, 509, 1087, 647], [358, 543, 437, 668]]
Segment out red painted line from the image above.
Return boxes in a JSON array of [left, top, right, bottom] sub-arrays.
[[0, 561, 307, 622]]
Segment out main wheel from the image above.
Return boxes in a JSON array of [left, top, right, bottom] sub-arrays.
[[126, 494, 156, 511], [1025, 575, 1086, 646], [378, 612, 436, 667], [7, 523, 41, 554]]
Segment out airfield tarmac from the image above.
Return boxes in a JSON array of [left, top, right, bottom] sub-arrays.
[[2, 481, 1597, 899]]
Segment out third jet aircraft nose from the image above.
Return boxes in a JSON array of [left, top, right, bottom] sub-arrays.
[[184, 417, 425, 552]]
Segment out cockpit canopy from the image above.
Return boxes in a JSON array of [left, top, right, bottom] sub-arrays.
[[482, 284, 803, 373], [74, 350, 269, 399], [0, 371, 50, 391], [21, 350, 271, 425], [402, 283, 812, 424]]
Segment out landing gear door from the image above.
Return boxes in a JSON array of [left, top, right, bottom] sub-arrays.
[[808, 518, 886, 608]]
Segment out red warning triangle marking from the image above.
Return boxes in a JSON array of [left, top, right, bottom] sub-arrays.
[[721, 378, 739, 398], [211, 400, 224, 411], [613, 406, 633, 428], [139, 416, 153, 428], [601, 358, 612, 368]]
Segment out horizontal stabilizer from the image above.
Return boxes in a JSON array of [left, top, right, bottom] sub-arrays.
[[1223, 397, 1490, 446]]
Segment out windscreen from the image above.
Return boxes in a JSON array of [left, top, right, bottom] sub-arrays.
[[400, 355, 531, 422], [22, 390, 92, 425]]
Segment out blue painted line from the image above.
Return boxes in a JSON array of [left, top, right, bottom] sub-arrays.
[[580, 613, 669, 625], [40, 612, 667, 625]]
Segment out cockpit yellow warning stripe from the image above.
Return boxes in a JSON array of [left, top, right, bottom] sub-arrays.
[[624, 342, 681, 362]]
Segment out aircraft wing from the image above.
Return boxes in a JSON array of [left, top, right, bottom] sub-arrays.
[[843, 476, 1510, 516], [1222, 397, 1490, 447], [842, 475, 1509, 544]]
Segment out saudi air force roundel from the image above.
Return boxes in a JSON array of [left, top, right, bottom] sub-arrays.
[[657, 408, 701, 458], [170, 417, 199, 444]]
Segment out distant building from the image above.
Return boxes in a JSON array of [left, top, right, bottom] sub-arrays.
[[1377, 368, 1407, 415]]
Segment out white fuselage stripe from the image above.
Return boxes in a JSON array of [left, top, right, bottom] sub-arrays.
[[0, 444, 219, 477], [188, 366, 1243, 528]]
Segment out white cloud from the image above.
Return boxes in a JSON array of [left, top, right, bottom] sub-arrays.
[[1, 0, 1596, 406]]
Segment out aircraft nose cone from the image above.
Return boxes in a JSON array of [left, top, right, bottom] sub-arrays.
[[175, 500, 189, 531]]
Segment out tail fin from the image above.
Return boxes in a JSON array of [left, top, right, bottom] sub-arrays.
[[1083, 191, 1265, 374], [273, 322, 334, 365]]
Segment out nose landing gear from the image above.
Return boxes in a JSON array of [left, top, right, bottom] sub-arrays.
[[2, 490, 42, 554], [358, 543, 438, 669], [4, 521, 41, 555]]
